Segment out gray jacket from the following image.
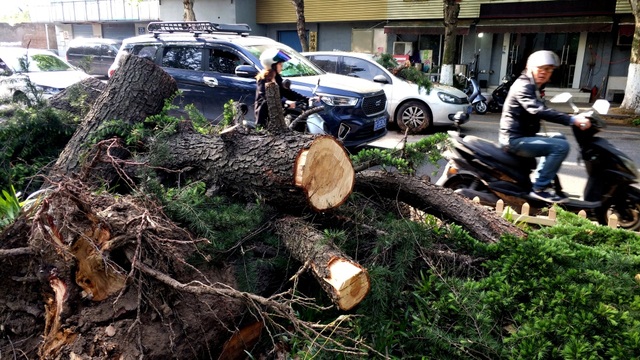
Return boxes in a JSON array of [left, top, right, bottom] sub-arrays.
[[499, 73, 573, 147]]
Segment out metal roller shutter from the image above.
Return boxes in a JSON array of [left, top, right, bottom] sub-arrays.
[[102, 23, 135, 40], [72, 24, 94, 38]]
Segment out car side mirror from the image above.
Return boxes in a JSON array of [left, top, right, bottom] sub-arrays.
[[235, 65, 258, 78], [372, 74, 388, 84]]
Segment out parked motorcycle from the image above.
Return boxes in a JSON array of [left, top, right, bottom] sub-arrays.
[[436, 93, 640, 230], [458, 73, 488, 115], [486, 74, 516, 113]]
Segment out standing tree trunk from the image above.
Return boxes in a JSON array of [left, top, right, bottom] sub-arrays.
[[183, 0, 196, 21], [440, 0, 461, 85], [291, 0, 309, 52], [621, 0, 640, 114]]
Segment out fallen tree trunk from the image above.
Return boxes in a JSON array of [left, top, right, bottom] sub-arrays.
[[48, 76, 107, 117], [160, 125, 354, 212], [53, 54, 178, 177], [274, 216, 370, 310], [354, 170, 526, 243]]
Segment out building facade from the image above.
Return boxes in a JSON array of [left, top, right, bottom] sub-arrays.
[[256, 0, 634, 101], [5, 0, 634, 101]]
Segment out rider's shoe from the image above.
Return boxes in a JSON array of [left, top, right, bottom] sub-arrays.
[[529, 188, 569, 204]]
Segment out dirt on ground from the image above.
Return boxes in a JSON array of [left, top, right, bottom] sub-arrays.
[[605, 106, 640, 126]]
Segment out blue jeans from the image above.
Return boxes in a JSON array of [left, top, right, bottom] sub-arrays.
[[508, 133, 570, 191]]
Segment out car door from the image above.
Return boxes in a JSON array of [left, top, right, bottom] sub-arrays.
[[201, 46, 256, 122], [160, 44, 207, 118]]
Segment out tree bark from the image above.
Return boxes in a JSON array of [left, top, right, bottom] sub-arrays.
[[265, 81, 288, 132], [440, 0, 460, 85], [162, 126, 354, 212], [183, 0, 196, 21], [621, 0, 640, 114], [52, 55, 178, 177], [274, 216, 370, 311], [48, 76, 107, 117], [354, 170, 526, 243], [291, 0, 310, 52]]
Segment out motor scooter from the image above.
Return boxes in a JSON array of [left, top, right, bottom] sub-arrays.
[[486, 74, 516, 113], [283, 79, 326, 134], [458, 72, 488, 115], [436, 93, 640, 230]]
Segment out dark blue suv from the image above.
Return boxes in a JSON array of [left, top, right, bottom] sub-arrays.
[[109, 22, 388, 149]]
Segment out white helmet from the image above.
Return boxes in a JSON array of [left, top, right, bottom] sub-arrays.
[[260, 48, 291, 69], [526, 50, 560, 69]]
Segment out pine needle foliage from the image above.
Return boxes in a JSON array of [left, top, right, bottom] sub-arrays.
[[350, 132, 449, 175], [344, 208, 640, 359], [376, 53, 433, 93], [0, 106, 79, 193]]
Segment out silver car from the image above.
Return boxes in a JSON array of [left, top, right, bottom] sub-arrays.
[[0, 47, 90, 104], [303, 51, 471, 133]]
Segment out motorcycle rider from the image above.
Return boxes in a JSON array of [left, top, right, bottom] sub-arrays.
[[499, 50, 591, 203], [254, 47, 309, 127]]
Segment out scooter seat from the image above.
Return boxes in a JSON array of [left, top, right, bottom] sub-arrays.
[[462, 136, 537, 170]]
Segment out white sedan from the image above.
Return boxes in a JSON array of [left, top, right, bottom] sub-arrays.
[[0, 47, 90, 104], [303, 51, 471, 133]]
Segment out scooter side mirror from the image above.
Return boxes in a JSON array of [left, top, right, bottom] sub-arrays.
[[549, 92, 572, 104], [592, 99, 610, 115], [550, 92, 580, 113]]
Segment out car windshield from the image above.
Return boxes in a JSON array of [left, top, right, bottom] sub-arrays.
[[1, 51, 73, 72], [245, 45, 324, 77]]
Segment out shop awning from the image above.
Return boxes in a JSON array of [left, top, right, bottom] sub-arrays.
[[384, 19, 473, 36], [475, 16, 613, 34]]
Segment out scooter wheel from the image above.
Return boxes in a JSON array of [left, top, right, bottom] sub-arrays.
[[600, 200, 640, 231], [474, 101, 488, 115]]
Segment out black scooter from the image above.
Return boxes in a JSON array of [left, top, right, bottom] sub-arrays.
[[487, 74, 516, 113], [436, 93, 640, 230]]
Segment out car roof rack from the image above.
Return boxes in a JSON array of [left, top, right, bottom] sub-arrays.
[[147, 21, 252, 37]]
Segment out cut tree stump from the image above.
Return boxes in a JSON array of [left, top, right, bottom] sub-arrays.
[[275, 216, 370, 310]]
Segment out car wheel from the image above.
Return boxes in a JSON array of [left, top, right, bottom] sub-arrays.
[[396, 101, 431, 134], [474, 101, 488, 115]]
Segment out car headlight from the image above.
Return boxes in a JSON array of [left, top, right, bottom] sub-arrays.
[[317, 93, 358, 107], [437, 91, 466, 104]]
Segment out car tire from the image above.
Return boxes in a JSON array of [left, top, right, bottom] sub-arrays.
[[396, 101, 431, 134]]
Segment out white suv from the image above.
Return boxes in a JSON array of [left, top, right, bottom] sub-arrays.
[[303, 51, 471, 133]]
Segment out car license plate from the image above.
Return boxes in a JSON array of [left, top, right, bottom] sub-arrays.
[[374, 116, 386, 131], [466, 106, 473, 114]]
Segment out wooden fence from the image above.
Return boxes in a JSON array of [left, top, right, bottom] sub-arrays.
[[473, 197, 620, 229]]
